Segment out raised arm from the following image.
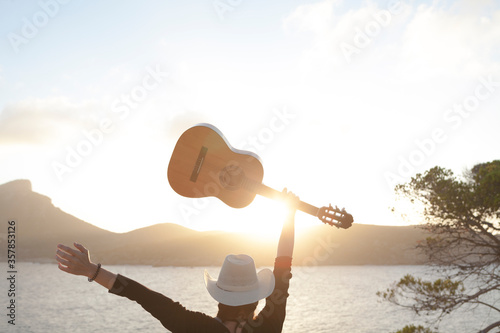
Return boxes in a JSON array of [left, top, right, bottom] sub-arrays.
[[56, 243, 117, 290], [276, 189, 299, 258]]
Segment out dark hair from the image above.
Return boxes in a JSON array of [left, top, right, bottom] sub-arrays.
[[217, 302, 259, 322]]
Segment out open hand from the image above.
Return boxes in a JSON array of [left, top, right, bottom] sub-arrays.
[[56, 243, 96, 278], [282, 188, 300, 211]]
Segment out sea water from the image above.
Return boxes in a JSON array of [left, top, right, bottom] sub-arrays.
[[0, 263, 495, 332]]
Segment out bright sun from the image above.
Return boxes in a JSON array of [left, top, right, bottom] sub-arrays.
[[206, 196, 315, 240]]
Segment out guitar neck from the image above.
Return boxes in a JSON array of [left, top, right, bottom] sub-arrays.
[[240, 177, 353, 229], [251, 182, 320, 217]]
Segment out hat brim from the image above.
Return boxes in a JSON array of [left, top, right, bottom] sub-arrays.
[[204, 268, 275, 306]]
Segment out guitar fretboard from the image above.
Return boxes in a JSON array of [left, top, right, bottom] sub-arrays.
[[241, 177, 320, 217]]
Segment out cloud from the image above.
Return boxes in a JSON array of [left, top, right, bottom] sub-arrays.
[[283, 0, 339, 35], [283, 0, 500, 79], [280, 0, 500, 131], [0, 97, 106, 145], [400, 2, 500, 78], [278, 0, 500, 190]]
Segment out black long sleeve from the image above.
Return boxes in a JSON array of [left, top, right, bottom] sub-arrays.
[[109, 257, 292, 333], [109, 274, 227, 333], [244, 256, 292, 333]]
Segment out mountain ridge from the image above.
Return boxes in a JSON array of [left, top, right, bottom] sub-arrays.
[[0, 179, 428, 266]]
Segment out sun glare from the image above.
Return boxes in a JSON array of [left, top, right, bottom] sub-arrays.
[[230, 196, 316, 241]]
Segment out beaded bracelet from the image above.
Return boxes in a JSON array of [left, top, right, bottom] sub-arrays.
[[88, 263, 101, 282]]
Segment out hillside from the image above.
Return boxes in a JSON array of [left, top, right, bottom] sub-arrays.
[[0, 179, 428, 266]]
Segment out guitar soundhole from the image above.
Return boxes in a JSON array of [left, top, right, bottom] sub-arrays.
[[219, 165, 245, 190]]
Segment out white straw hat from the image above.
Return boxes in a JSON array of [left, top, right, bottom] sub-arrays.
[[204, 254, 275, 306]]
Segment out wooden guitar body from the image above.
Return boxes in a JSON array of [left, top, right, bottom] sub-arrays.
[[168, 123, 354, 229], [168, 123, 264, 208]]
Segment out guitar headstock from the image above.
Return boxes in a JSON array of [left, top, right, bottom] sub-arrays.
[[318, 204, 353, 229]]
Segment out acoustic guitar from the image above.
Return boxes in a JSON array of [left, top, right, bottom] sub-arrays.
[[167, 123, 353, 229]]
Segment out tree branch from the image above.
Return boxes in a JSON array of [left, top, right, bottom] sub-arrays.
[[479, 320, 500, 333]]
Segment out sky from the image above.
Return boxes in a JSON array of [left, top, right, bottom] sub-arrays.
[[0, 0, 499, 237]]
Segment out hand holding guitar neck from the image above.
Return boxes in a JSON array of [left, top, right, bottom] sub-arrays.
[[167, 123, 354, 229]]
